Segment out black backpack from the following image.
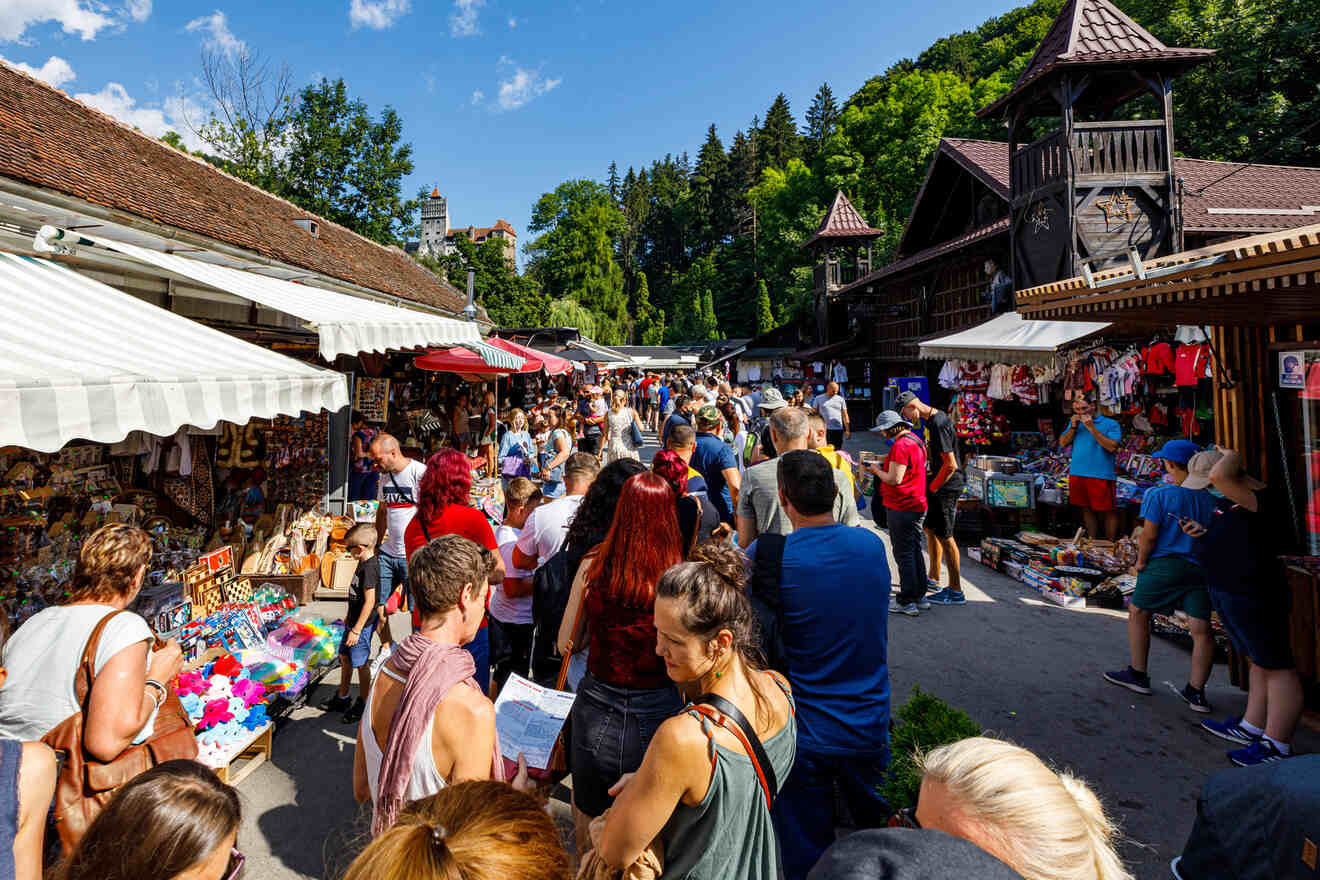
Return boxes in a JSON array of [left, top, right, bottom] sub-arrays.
[[748, 533, 789, 675], [529, 546, 583, 686]]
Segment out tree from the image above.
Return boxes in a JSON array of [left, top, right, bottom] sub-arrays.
[[759, 93, 800, 170], [191, 46, 293, 190], [282, 78, 418, 244], [548, 298, 598, 340], [700, 290, 718, 341], [427, 235, 548, 329], [689, 123, 731, 254], [632, 271, 665, 345], [755, 279, 775, 335], [607, 161, 621, 204], [803, 83, 840, 162]]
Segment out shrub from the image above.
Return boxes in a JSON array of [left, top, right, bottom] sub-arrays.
[[880, 686, 981, 809]]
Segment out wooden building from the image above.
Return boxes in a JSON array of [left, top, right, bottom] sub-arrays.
[[822, 0, 1320, 403]]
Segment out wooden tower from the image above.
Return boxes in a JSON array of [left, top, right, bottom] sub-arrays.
[[977, 0, 1214, 292], [801, 191, 883, 344]]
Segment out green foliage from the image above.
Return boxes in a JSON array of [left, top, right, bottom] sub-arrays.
[[547, 298, 598, 341], [755, 279, 775, 335], [282, 78, 418, 244], [632, 272, 666, 345], [881, 687, 982, 810], [527, 0, 1320, 342], [426, 236, 548, 329]]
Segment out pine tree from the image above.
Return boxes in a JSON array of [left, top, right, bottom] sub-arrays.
[[606, 161, 620, 204], [700, 289, 717, 340], [632, 271, 660, 345], [643, 308, 666, 346], [760, 94, 799, 171], [803, 83, 840, 163], [691, 123, 731, 253], [755, 279, 775, 335]]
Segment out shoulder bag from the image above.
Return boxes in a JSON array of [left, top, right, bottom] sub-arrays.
[[629, 411, 645, 449], [748, 533, 789, 675], [42, 610, 198, 853], [689, 691, 778, 809]]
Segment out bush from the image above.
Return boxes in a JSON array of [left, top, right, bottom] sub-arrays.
[[880, 686, 981, 810]]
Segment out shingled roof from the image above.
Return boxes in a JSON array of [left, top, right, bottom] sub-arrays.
[[977, 0, 1214, 118], [0, 61, 466, 314], [800, 191, 883, 249]]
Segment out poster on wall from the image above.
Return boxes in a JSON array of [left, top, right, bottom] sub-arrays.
[[355, 378, 390, 423], [1280, 352, 1306, 389]]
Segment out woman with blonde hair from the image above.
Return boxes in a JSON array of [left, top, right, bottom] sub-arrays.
[[913, 736, 1132, 880], [344, 780, 570, 880], [601, 388, 644, 464]]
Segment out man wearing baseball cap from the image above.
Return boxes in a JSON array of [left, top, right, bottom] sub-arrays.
[[748, 386, 789, 464], [1104, 438, 1219, 712], [691, 404, 741, 525], [1180, 447, 1302, 766]]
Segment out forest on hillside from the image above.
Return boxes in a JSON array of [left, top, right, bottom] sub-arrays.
[[495, 0, 1318, 345]]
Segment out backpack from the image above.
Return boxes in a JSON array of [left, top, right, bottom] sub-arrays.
[[748, 533, 789, 675], [529, 546, 583, 686]]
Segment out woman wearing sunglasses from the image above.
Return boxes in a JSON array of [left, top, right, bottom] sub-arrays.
[[54, 759, 244, 880]]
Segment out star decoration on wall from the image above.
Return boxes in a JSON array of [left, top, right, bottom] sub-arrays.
[[1096, 189, 1135, 228], [1028, 202, 1051, 234]]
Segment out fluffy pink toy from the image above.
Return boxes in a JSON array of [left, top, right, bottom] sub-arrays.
[[174, 671, 208, 697], [232, 678, 267, 708], [198, 698, 234, 731]]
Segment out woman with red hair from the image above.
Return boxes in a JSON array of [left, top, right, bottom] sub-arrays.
[[556, 472, 685, 854], [405, 449, 505, 693], [653, 449, 717, 555]]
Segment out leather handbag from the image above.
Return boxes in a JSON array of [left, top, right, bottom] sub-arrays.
[[41, 610, 199, 853]]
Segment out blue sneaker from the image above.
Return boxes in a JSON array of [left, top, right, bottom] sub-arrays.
[[927, 587, 967, 606], [1229, 739, 1287, 767], [926, 578, 940, 593], [1103, 666, 1152, 695], [889, 597, 920, 616], [1200, 716, 1259, 745]]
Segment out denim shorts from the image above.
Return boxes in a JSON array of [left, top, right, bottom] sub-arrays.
[[1210, 589, 1294, 670], [568, 673, 682, 816], [338, 611, 378, 668]]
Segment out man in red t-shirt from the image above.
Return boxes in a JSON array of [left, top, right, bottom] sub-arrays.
[[868, 410, 929, 616]]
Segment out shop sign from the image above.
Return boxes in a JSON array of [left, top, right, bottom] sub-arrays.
[[1280, 351, 1306, 389]]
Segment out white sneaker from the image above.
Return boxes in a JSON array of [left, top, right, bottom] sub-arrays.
[[370, 644, 393, 679], [889, 597, 920, 616]]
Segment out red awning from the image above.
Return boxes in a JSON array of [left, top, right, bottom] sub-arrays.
[[414, 347, 518, 375], [488, 337, 574, 376]]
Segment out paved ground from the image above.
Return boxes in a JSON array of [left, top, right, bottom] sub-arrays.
[[233, 429, 1319, 879]]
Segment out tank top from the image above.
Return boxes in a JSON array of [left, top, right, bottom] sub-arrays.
[[659, 673, 797, 880], [361, 665, 446, 823], [585, 585, 669, 690]]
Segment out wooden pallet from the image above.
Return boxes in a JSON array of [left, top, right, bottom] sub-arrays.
[[210, 723, 274, 786]]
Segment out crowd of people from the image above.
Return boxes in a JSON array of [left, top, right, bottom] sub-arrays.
[[0, 366, 1303, 880]]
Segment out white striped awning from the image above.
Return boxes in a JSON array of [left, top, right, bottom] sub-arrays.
[[76, 232, 481, 361], [460, 340, 525, 370], [0, 253, 349, 452]]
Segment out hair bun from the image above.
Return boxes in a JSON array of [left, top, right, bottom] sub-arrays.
[[689, 541, 747, 591]]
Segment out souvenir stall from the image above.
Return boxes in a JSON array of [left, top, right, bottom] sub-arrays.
[[790, 338, 879, 430]]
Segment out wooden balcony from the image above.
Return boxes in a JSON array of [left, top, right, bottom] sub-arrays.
[[1012, 120, 1170, 199], [812, 258, 870, 294]]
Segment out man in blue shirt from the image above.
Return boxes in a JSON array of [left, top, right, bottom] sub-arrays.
[[1105, 438, 1219, 712], [754, 451, 891, 880], [1061, 397, 1122, 540], [690, 405, 741, 525]]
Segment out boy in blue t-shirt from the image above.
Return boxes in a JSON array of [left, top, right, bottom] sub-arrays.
[[1104, 439, 1218, 712]]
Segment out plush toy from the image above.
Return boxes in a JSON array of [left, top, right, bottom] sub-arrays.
[[174, 671, 209, 698], [179, 693, 204, 723], [199, 720, 247, 747], [212, 654, 244, 678], [232, 678, 267, 708], [198, 698, 234, 731], [226, 696, 249, 724], [241, 703, 270, 731], [206, 675, 233, 701]]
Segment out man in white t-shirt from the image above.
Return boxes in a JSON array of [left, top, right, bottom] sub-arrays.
[[512, 453, 599, 571], [811, 382, 851, 450], [372, 433, 426, 654]]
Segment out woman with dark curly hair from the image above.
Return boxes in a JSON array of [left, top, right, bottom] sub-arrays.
[[557, 472, 685, 855], [404, 449, 504, 693]]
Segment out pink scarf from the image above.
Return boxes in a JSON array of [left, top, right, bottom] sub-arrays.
[[371, 632, 504, 835]]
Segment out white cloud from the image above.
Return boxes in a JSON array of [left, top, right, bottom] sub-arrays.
[[470, 89, 484, 105], [496, 66, 560, 111], [185, 10, 245, 57], [74, 81, 208, 151], [125, 0, 152, 23], [0, 54, 75, 87], [449, 0, 483, 37], [0, 0, 114, 42], [348, 0, 410, 30], [507, 16, 517, 28]]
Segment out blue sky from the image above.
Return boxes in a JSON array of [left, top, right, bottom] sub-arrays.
[[1, 0, 1019, 268]]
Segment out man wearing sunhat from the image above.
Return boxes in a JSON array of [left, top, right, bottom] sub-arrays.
[[1104, 438, 1219, 712], [748, 386, 788, 464], [1181, 447, 1303, 766], [867, 410, 929, 616]]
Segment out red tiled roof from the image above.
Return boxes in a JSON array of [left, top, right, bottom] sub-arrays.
[[838, 218, 1010, 295], [450, 220, 517, 240], [978, 0, 1213, 117], [0, 61, 465, 313], [800, 191, 883, 248], [913, 139, 1320, 234]]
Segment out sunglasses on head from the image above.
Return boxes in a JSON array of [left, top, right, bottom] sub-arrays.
[[226, 849, 245, 880]]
